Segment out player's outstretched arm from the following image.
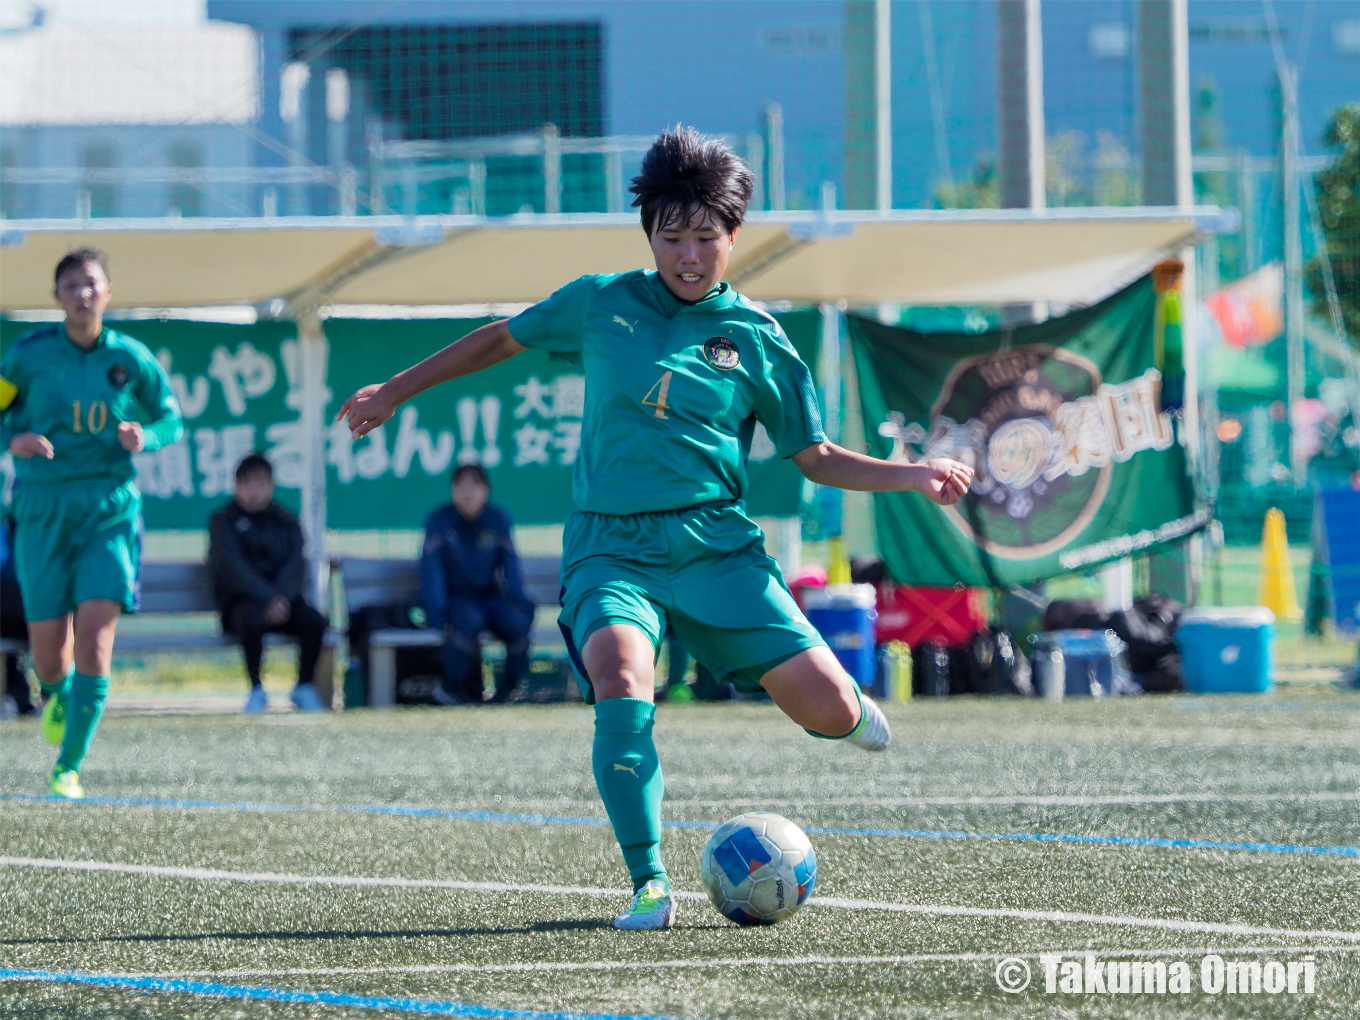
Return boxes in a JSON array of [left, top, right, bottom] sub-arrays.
[[792, 442, 973, 506], [338, 319, 526, 438]]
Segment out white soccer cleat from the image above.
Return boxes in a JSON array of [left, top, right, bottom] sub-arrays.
[[613, 879, 677, 931], [847, 695, 890, 752]]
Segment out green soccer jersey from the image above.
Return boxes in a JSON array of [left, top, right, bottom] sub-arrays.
[[0, 325, 183, 485], [508, 270, 825, 516]]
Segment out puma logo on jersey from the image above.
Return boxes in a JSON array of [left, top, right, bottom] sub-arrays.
[[612, 761, 640, 776], [613, 316, 638, 335]]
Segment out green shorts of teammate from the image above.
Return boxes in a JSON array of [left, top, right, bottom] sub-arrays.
[[11, 478, 141, 622], [557, 502, 825, 703]]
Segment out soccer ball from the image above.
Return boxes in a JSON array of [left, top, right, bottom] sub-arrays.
[[701, 812, 817, 925]]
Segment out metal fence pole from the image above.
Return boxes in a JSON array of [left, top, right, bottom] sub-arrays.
[[543, 123, 561, 215]]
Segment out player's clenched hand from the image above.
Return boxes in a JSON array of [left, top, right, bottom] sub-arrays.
[[264, 596, 291, 626], [337, 384, 396, 438], [117, 421, 145, 452], [8, 432, 54, 459], [920, 458, 973, 506]]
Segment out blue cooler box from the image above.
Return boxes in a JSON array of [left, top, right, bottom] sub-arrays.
[[803, 584, 878, 691], [1038, 629, 1135, 697], [1175, 607, 1275, 694]]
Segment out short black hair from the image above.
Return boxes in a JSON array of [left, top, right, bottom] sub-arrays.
[[452, 463, 489, 488], [629, 126, 754, 237], [234, 453, 273, 481], [54, 248, 110, 287]]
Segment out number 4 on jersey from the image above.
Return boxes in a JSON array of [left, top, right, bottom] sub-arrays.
[[642, 370, 673, 419]]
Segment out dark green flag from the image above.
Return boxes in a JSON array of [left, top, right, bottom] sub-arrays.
[[849, 275, 1207, 587]]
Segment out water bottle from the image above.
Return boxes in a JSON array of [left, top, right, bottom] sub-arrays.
[[885, 641, 913, 703], [1032, 638, 1065, 702]]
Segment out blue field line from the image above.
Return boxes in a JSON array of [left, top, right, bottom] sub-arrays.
[[798, 824, 1360, 858], [0, 968, 686, 1020], [3, 791, 1356, 859]]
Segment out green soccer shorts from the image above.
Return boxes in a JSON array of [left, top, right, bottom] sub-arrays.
[[557, 502, 825, 702], [11, 478, 141, 621]]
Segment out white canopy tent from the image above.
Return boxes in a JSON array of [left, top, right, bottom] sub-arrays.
[[0, 206, 1234, 596], [0, 207, 1233, 310]]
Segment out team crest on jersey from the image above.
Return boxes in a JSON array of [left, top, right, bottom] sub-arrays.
[[107, 363, 131, 388], [703, 336, 740, 371]]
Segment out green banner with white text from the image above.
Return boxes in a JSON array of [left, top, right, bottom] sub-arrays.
[[849, 276, 1206, 587], [2, 312, 816, 530]]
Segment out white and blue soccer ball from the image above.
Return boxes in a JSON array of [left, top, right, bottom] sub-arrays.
[[701, 812, 817, 925]]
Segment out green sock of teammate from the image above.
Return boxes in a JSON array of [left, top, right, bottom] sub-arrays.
[[592, 697, 667, 893], [39, 667, 74, 700], [57, 671, 109, 772]]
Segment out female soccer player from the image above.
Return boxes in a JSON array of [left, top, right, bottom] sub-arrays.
[[0, 250, 182, 799], [340, 128, 973, 930]]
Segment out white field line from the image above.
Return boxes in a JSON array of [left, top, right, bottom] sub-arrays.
[[5, 790, 1356, 813], [4, 855, 1360, 944], [143, 945, 1360, 979], [662, 791, 1360, 808]]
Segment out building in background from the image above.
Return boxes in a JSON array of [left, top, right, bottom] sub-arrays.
[[3, 1, 1354, 228], [0, 20, 257, 219]]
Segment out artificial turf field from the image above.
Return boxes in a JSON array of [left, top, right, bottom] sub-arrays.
[[1, 691, 1357, 1019]]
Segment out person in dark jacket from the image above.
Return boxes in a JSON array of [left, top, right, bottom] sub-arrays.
[[1, 516, 37, 716], [209, 454, 328, 714], [420, 464, 533, 704]]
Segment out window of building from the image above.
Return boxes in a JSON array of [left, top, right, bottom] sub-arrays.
[[168, 139, 203, 217], [288, 23, 604, 141], [82, 142, 118, 218]]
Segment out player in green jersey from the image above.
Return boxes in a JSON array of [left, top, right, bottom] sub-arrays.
[[0, 250, 183, 799], [340, 128, 973, 930]]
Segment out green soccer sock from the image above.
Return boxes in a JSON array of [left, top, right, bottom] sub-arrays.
[[57, 671, 109, 772], [592, 697, 667, 893], [39, 667, 74, 700]]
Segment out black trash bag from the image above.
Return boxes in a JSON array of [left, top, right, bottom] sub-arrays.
[[1135, 593, 1185, 631], [1134, 651, 1185, 693], [1104, 608, 1175, 674], [913, 641, 953, 697], [850, 556, 888, 585], [1043, 599, 1104, 632], [993, 631, 1034, 696], [911, 632, 1026, 697], [1042, 596, 1185, 693], [347, 603, 456, 705]]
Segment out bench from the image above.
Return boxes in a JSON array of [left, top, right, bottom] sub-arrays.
[[338, 556, 562, 708], [0, 562, 338, 705]]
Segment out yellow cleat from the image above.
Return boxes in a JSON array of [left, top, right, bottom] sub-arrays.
[[41, 693, 67, 746], [50, 766, 84, 800]]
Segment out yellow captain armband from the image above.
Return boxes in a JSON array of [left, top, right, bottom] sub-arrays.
[[0, 374, 17, 411]]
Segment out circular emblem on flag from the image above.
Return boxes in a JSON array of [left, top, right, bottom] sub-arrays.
[[107, 363, 131, 388], [703, 336, 740, 371], [929, 346, 1109, 560]]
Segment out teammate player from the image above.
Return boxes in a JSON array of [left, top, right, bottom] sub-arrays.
[[0, 250, 182, 799], [340, 128, 973, 929]]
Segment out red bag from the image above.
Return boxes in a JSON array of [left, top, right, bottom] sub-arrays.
[[876, 584, 987, 648]]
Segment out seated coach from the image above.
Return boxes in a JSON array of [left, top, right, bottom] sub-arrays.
[[209, 454, 328, 714], [421, 464, 533, 704]]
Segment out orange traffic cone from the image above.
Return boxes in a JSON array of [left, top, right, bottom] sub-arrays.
[[1257, 507, 1302, 622]]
